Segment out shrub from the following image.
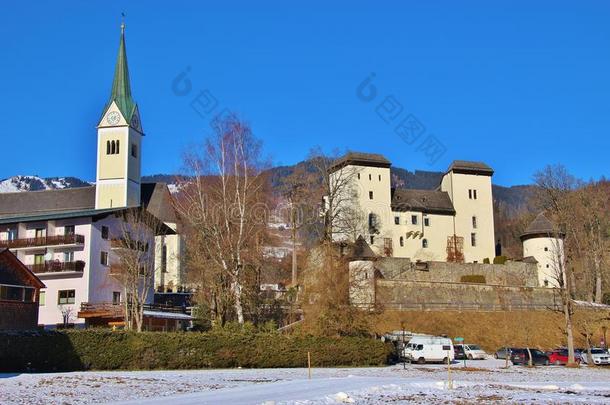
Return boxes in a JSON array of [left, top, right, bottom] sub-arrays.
[[0, 329, 393, 372], [493, 256, 508, 264], [460, 275, 486, 284]]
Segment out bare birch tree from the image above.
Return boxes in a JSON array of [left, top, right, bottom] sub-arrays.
[[112, 208, 164, 332], [175, 113, 268, 325]]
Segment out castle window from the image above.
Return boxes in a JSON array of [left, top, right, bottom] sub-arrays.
[[471, 233, 477, 247], [422, 239, 428, 248], [399, 236, 404, 247], [544, 279, 549, 287], [369, 174, 372, 181], [544, 247, 548, 252], [394, 216, 400, 225], [378, 174, 381, 181], [369, 191, 373, 200], [472, 216, 477, 229], [131, 143, 137, 158], [106, 141, 111, 154], [411, 215, 418, 225], [546, 264, 550, 268], [424, 217, 430, 227], [370, 235, 374, 244], [357, 173, 360, 179]]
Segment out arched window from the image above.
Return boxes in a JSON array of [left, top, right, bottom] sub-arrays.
[[111, 140, 116, 154], [422, 239, 428, 248], [106, 141, 111, 154], [399, 236, 404, 247], [116, 140, 120, 154]]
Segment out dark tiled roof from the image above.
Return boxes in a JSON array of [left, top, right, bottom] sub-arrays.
[[329, 152, 391, 172], [0, 186, 96, 218], [447, 160, 494, 176], [352, 235, 377, 260], [520, 212, 563, 240], [391, 188, 455, 215], [0, 183, 176, 224]]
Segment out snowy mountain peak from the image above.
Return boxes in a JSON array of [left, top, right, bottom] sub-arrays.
[[0, 175, 92, 193]]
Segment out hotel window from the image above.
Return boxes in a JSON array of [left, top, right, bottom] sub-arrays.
[[394, 216, 400, 225], [64, 225, 75, 236], [100, 251, 109, 266], [369, 191, 374, 200], [34, 254, 45, 265], [39, 291, 46, 306], [399, 236, 404, 247], [472, 216, 477, 229], [64, 251, 74, 263], [471, 233, 477, 247], [131, 143, 137, 158], [411, 215, 418, 225], [58, 289, 75, 305], [113, 291, 121, 305], [422, 239, 428, 248], [35, 228, 46, 239], [424, 217, 430, 227], [7, 228, 17, 241], [101, 226, 109, 240]]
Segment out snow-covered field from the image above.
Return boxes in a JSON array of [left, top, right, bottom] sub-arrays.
[[2, 360, 610, 404]]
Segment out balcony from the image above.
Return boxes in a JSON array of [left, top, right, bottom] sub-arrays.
[[0, 234, 85, 250], [27, 260, 85, 274]]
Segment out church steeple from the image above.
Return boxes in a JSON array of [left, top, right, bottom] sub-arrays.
[[99, 21, 140, 129], [95, 19, 143, 209]]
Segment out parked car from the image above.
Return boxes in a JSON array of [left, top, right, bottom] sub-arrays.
[[403, 336, 455, 364], [510, 348, 550, 366], [580, 348, 610, 366], [454, 344, 487, 360], [454, 344, 467, 360], [494, 347, 516, 359]]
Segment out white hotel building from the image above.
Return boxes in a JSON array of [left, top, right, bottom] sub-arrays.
[[0, 24, 186, 329]]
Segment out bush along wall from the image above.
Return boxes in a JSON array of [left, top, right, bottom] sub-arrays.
[[0, 330, 393, 372]]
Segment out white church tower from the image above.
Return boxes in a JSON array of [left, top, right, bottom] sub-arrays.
[[95, 22, 143, 209]]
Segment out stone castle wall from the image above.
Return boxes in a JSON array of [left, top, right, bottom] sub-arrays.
[[349, 258, 559, 311]]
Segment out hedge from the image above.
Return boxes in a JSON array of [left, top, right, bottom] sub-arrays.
[[0, 330, 393, 372]]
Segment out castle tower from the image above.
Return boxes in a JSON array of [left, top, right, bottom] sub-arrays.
[[95, 22, 143, 209], [440, 161, 495, 263], [521, 212, 565, 287]]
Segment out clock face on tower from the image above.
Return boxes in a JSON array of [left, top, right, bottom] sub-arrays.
[[106, 111, 121, 125]]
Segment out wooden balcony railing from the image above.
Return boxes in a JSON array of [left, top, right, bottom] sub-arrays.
[[78, 302, 191, 319], [0, 234, 85, 249], [27, 260, 85, 274]]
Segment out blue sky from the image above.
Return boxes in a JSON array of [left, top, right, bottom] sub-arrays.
[[1, 1, 609, 186]]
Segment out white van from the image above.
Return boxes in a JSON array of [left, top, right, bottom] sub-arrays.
[[403, 336, 454, 364]]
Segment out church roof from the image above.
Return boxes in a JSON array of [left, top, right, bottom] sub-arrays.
[[520, 212, 563, 240], [101, 23, 137, 123], [391, 188, 455, 215]]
